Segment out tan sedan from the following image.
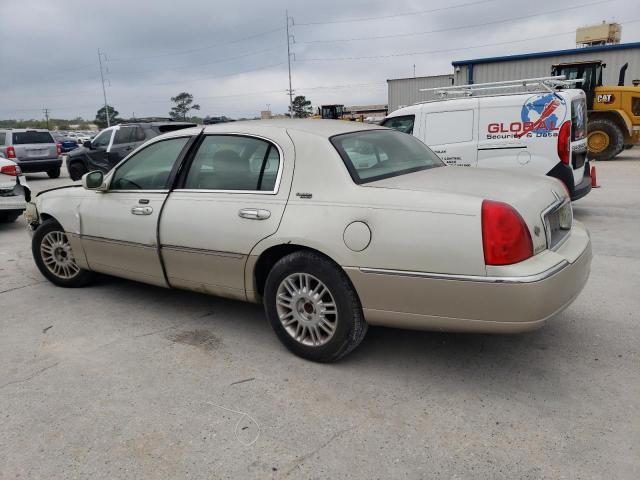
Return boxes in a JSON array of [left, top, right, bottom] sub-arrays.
[[26, 120, 591, 362]]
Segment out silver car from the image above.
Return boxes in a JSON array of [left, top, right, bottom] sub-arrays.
[[0, 128, 62, 178], [25, 120, 591, 362]]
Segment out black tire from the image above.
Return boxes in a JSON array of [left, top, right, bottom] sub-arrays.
[[263, 251, 368, 362], [32, 219, 95, 287], [624, 144, 634, 150], [68, 161, 87, 181], [588, 118, 625, 161], [47, 167, 61, 179], [0, 212, 21, 223]]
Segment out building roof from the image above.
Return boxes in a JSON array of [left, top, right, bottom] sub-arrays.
[[452, 41, 640, 66]]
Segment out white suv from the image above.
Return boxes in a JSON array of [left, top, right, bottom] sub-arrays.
[[382, 83, 592, 200], [0, 154, 28, 222]]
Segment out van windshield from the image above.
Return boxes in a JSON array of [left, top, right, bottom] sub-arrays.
[[380, 115, 415, 134], [331, 129, 444, 184]]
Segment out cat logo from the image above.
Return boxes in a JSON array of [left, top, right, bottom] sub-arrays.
[[596, 94, 615, 104]]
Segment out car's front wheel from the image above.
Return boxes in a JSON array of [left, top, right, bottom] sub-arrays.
[[32, 219, 95, 287], [68, 162, 87, 181], [263, 251, 368, 362], [47, 167, 61, 179]]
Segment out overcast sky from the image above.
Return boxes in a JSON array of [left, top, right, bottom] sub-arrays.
[[0, 0, 638, 120]]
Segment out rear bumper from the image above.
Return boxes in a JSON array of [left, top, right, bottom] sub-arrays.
[[570, 162, 592, 201], [346, 224, 592, 334], [15, 158, 62, 173]]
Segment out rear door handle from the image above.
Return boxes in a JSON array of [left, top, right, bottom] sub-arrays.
[[238, 208, 271, 220], [131, 206, 153, 215]]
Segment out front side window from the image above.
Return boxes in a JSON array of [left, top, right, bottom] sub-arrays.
[[12, 131, 54, 144], [632, 97, 640, 117], [110, 137, 190, 190], [331, 129, 444, 184], [0, 133, 5, 145], [381, 115, 415, 134], [184, 135, 280, 191], [92, 129, 113, 148]]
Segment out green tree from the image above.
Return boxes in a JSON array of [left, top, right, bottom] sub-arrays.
[[169, 92, 200, 121], [95, 105, 119, 129], [289, 95, 312, 118]]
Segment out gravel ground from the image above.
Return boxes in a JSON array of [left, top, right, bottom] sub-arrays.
[[1, 151, 639, 479]]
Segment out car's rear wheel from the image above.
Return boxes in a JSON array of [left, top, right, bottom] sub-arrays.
[[68, 162, 87, 181], [263, 251, 368, 362], [32, 219, 95, 287], [47, 167, 61, 179]]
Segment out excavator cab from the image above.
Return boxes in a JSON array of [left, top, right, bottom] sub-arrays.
[[319, 105, 345, 120], [552, 61, 604, 108]]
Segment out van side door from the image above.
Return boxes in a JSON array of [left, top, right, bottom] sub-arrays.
[[423, 106, 477, 167]]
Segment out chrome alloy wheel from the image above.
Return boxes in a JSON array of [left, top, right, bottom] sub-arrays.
[[40, 231, 80, 279], [276, 273, 338, 347]]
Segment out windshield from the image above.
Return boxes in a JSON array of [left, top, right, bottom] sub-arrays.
[[12, 131, 54, 144], [331, 129, 444, 184], [380, 115, 415, 134]]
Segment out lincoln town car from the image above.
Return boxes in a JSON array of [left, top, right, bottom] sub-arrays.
[[25, 120, 592, 362]]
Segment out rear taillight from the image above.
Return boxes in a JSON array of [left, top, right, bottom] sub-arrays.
[[0, 164, 20, 176], [56, 143, 62, 156], [5, 146, 16, 159], [557, 120, 571, 165], [481, 200, 533, 266]]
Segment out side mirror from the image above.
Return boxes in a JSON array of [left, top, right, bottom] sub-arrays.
[[82, 171, 106, 191], [83, 141, 92, 149]]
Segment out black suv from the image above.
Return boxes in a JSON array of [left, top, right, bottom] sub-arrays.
[[66, 121, 196, 180]]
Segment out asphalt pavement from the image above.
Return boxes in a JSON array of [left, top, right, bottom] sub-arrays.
[[1, 152, 639, 479]]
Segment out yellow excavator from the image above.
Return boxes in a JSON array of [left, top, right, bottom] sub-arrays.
[[552, 61, 639, 160]]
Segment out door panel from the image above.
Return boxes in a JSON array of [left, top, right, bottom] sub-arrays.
[[424, 108, 478, 167], [80, 192, 168, 286], [159, 132, 294, 298], [78, 135, 193, 286]]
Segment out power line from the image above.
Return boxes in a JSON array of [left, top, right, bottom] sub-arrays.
[[108, 45, 282, 77], [294, 0, 498, 26], [146, 61, 287, 87], [108, 26, 285, 62], [298, 18, 640, 62], [296, 0, 615, 44]]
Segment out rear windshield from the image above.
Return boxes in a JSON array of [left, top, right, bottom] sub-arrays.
[[12, 131, 54, 144], [571, 98, 587, 141], [331, 129, 444, 184], [380, 115, 415, 134]]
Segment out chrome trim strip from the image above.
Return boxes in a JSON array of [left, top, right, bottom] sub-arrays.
[[360, 261, 570, 284], [161, 244, 244, 259], [81, 234, 156, 250]]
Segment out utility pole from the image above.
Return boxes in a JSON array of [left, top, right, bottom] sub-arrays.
[[97, 48, 110, 127], [413, 64, 416, 78], [43, 108, 50, 129], [285, 10, 294, 118]]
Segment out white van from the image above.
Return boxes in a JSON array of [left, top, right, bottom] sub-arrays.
[[382, 80, 592, 200]]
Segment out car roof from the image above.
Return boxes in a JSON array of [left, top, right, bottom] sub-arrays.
[[202, 119, 385, 138]]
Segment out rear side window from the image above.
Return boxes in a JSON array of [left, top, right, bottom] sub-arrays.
[[11, 131, 54, 144], [184, 135, 280, 191], [381, 115, 415, 134], [424, 110, 474, 144], [331, 129, 444, 184]]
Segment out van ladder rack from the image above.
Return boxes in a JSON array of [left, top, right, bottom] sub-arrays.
[[419, 76, 581, 98]]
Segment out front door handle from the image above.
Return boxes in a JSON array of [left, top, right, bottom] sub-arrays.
[[239, 208, 271, 220], [131, 206, 153, 215]]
